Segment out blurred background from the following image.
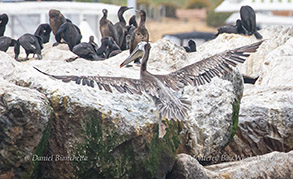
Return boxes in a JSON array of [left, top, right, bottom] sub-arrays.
[[0, 0, 292, 46]]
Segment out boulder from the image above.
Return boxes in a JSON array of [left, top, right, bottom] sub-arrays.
[[205, 151, 293, 179], [168, 151, 293, 179], [221, 27, 293, 158], [0, 79, 52, 178], [0, 36, 246, 178], [223, 85, 293, 158]]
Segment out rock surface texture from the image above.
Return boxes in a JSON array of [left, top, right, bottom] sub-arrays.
[[168, 151, 293, 179]]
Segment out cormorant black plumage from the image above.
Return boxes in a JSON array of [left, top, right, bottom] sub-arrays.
[[14, 33, 43, 61]]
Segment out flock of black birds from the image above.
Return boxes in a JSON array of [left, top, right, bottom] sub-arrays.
[[0, 6, 151, 63], [0, 5, 262, 62]]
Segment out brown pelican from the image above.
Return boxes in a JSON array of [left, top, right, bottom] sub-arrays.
[[114, 6, 133, 50], [49, 9, 66, 36], [129, 10, 149, 64], [34, 40, 263, 120], [184, 40, 196, 53], [240, 6, 262, 39], [0, 13, 9, 36], [15, 33, 43, 61], [34, 23, 52, 44], [99, 9, 119, 46], [0, 36, 17, 52]]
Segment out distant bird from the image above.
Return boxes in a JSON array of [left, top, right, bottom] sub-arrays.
[[14, 33, 43, 61], [72, 37, 101, 61], [0, 36, 17, 52], [184, 40, 196, 53], [55, 21, 82, 51], [49, 9, 66, 36], [34, 23, 52, 44], [129, 10, 149, 64], [216, 19, 245, 36], [89, 35, 98, 50], [243, 75, 259, 84], [126, 15, 138, 50], [97, 36, 121, 58], [0, 13, 9, 36], [114, 6, 133, 50], [34, 40, 264, 120], [99, 9, 119, 46], [240, 6, 263, 39]]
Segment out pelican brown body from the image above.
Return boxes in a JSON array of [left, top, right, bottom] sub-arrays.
[[34, 40, 264, 120], [49, 9, 66, 35], [99, 9, 119, 46]]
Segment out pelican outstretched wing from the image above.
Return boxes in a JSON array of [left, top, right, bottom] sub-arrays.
[[34, 67, 142, 95], [155, 40, 264, 90]]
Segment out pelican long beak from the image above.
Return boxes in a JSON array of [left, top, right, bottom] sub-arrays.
[[120, 46, 144, 68]]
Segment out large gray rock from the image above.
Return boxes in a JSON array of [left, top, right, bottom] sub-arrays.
[[0, 36, 245, 178], [222, 27, 293, 158], [206, 151, 293, 179], [224, 85, 293, 158], [167, 154, 218, 179], [0, 80, 52, 178], [169, 151, 293, 179]]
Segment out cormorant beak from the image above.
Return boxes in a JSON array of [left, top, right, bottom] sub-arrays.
[[126, 7, 134, 10], [120, 42, 146, 68]]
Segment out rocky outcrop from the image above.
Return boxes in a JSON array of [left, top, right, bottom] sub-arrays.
[[0, 37, 244, 178], [224, 85, 293, 158], [0, 80, 52, 178], [222, 27, 293, 158], [168, 151, 293, 179], [206, 151, 293, 178]]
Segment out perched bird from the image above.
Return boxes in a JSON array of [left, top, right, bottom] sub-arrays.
[[129, 10, 149, 64], [216, 19, 245, 36], [184, 40, 196, 53], [0, 36, 17, 52], [240, 6, 263, 39], [14, 33, 43, 61], [0, 13, 9, 36], [126, 15, 138, 50], [34, 23, 52, 44], [114, 6, 133, 50], [89, 35, 98, 51], [34, 40, 264, 120], [243, 75, 259, 84], [49, 9, 66, 36], [99, 9, 119, 46], [55, 21, 82, 51], [96, 37, 121, 58], [72, 36, 101, 61]]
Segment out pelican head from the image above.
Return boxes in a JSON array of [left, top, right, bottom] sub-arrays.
[[120, 41, 148, 68]]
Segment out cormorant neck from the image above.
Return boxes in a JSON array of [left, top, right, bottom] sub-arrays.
[[139, 15, 146, 27], [118, 11, 126, 24]]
